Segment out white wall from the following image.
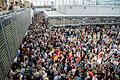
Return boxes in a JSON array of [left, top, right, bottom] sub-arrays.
[[57, 5, 120, 16], [56, 4, 66, 14], [35, 8, 51, 12]]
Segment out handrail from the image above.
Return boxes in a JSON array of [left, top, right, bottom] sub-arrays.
[[0, 8, 27, 16]]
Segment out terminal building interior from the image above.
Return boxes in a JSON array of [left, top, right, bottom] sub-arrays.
[[0, 0, 120, 80]]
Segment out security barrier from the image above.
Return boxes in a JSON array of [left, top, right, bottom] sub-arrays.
[[0, 9, 31, 80]]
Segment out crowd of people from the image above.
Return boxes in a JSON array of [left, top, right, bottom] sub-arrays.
[[8, 13, 120, 80], [0, 1, 32, 16], [0, 2, 25, 11]]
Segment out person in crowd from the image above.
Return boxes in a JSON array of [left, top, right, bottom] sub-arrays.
[[0, 7, 3, 11], [14, 2, 20, 10], [8, 2, 14, 10], [8, 13, 120, 80]]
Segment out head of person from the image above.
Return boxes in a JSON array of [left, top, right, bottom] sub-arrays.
[[0, 7, 3, 11], [11, 2, 14, 6], [15, 2, 18, 6]]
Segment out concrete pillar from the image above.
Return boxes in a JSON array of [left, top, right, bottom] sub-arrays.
[[96, 0, 99, 5], [73, 0, 75, 5]]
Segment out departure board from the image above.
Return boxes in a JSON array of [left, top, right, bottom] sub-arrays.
[[0, 9, 32, 80], [1, 14, 17, 61], [0, 23, 10, 80]]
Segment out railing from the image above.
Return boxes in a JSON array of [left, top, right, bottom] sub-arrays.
[[0, 8, 32, 80], [0, 8, 27, 16]]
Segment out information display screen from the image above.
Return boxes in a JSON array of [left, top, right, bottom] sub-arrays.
[[1, 14, 17, 61], [0, 9, 31, 80], [0, 24, 10, 79]]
